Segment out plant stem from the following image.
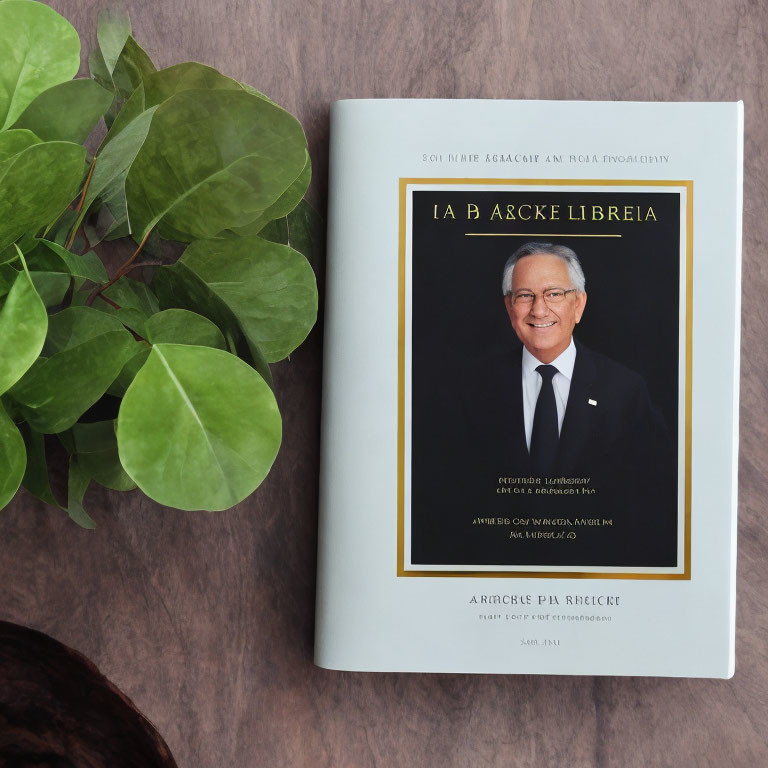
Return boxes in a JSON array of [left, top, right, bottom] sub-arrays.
[[96, 293, 121, 310], [84, 228, 153, 307], [65, 160, 97, 250], [118, 228, 154, 274]]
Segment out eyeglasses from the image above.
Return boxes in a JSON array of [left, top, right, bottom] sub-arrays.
[[510, 288, 577, 306]]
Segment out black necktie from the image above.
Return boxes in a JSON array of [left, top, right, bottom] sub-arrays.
[[531, 364, 558, 475]]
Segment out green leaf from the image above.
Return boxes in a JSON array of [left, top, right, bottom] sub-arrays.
[[181, 235, 317, 362], [259, 200, 323, 265], [0, 399, 25, 509], [71, 278, 156, 339], [88, 45, 112, 94], [73, 106, 158, 237], [142, 62, 243, 108], [228, 151, 311, 236], [83, 202, 116, 247], [287, 199, 324, 269], [0, 141, 86, 251], [111, 36, 156, 104], [74, 275, 159, 319], [27, 240, 108, 283], [46, 209, 79, 247], [9, 329, 137, 433], [0, 0, 80, 130], [107, 341, 150, 397], [151, 263, 274, 387], [97, 35, 156, 131], [145, 309, 226, 349], [152, 263, 236, 334], [28, 271, 72, 307], [238, 81, 276, 105], [10, 79, 113, 143], [115, 308, 149, 336], [0, 129, 41, 162], [68, 420, 136, 491], [0, 263, 48, 395], [125, 88, 308, 242], [0, 267, 14, 298], [67, 456, 95, 528], [19, 422, 59, 506], [101, 62, 236, 148], [100, 190, 131, 240], [104, 275, 159, 316], [42, 306, 126, 356], [257, 217, 288, 245], [117, 344, 281, 511], [96, 8, 131, 75]]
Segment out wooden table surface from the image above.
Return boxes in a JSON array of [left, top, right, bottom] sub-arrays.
[[2, 1, 766, 766]]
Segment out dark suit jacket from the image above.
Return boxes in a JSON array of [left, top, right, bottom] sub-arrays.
[[411, 339, 678, 567]]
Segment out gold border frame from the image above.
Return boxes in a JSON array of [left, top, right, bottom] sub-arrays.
[[397, 178, 693, 580]]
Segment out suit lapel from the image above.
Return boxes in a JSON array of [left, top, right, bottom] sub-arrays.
[[556, 340, 597, 474]]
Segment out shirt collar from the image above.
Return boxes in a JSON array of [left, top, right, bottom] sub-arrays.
[[521, 337, 577, 381]]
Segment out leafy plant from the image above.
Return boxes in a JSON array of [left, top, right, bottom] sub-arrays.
[[0, 1, 322, 524]]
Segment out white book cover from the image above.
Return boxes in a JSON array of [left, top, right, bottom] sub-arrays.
[[314, 99, 743, 677]]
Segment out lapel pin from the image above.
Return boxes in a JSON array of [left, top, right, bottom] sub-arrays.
[[588, 398, 597, 406]]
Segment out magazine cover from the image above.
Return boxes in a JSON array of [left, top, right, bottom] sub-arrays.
[[401, 181, 690, 577]]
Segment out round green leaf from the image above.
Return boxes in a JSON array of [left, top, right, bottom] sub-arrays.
[[151, 263, 274, 388], [228, 151, 311, 237], [0, 400, 25, 509], [28, 271, 73, 307], [145, 309, 226, 349], [68, 420, 136, 492], [0, 266, 47, 395], [102, 62, 241, 151], [0, 0, 80, 130], [0, 141, 87, 250], [0, 129, 41, 162], [117, 344, 281, 511], [142, 62, 243, 107], [10, 329, 137, 433], [27, 239, 109, 284], [42, 306, 126, 356], [107, 342, 150, 397], [181, 235, 318, 362], [125, 89, 308, 242], [11, 79, 113, 143]]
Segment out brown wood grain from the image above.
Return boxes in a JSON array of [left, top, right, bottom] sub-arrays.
[[1, 1, 766, 766]]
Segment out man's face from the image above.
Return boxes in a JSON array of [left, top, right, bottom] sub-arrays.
[[504, 253, 587, 364]]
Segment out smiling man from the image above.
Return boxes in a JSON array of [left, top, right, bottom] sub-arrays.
[[502, 242, 588, 474], [499, 241, 672, 479]]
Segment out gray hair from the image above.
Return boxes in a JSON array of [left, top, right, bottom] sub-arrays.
[[501, 242, 586, 296]]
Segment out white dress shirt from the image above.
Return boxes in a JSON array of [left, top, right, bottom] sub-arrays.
[[521, 338, 577, 451]]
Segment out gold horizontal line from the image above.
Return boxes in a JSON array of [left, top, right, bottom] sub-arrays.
[[465, 233, 622, 238]]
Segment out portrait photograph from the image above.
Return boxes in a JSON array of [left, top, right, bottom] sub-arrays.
[[398, 181, 691, 577]]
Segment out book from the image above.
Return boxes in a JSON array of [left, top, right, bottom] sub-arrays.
[[314, 99, 743, 677]]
